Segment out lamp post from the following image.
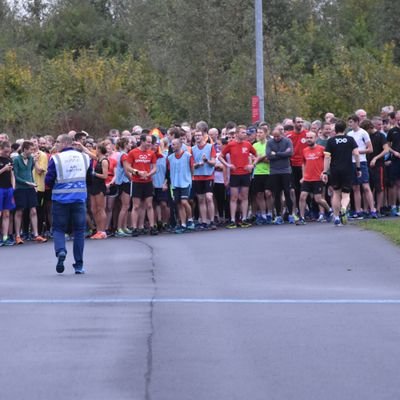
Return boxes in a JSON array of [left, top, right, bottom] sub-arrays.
[[255, 0, 265, 122]]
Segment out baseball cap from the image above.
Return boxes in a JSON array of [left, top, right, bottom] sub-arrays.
[[246, 126, 257, 135]]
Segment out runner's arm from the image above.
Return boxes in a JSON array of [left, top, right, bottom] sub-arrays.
[[370, 143, 389, 166]]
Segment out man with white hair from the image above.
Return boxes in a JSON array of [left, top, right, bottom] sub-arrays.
[[355, 109, 367, 122], [131, 125, 142, 135], [208, 128, 219, 143]]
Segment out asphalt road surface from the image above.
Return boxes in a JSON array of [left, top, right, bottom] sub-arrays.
[[1, 222, 400, 400]]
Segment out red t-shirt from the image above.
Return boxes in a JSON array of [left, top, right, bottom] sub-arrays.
[[287, 129, 308, 167], [106, 157, 117, 185], [221, 140, 257, 175], [303, 145, 325, 182], [193, 144, 217, 181], [125, 148, 157, 183]]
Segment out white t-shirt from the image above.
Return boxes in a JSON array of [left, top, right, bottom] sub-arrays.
[[214, 152, 224, 184], [348, 128, 370, 162]]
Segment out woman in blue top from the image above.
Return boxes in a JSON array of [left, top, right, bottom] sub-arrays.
[[114, 137, 132, 237]]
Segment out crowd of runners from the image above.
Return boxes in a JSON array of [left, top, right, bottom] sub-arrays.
[[1, 106, 400, 246]]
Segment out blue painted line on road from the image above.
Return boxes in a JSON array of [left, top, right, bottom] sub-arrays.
[[1, 298, 400, 305]]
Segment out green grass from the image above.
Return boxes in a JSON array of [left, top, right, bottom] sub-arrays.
[[358, 219, 400, 246]]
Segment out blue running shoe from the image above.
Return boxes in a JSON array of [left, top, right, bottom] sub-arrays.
[[73, 264, 85, 274], [3, 237, 15, 246], [334, 217, 342, 227], [274, 216, 283, 225], [56, 251, 66, 274], [174, 225, 185, 234], [186, 221, 195, 231]]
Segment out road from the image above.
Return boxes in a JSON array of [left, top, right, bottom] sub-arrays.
[[1, 222, 400, 400]]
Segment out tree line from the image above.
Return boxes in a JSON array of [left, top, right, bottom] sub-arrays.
[[1, 0, 400, 138]]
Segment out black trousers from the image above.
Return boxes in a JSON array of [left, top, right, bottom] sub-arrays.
[[270, 173, 293, 215]]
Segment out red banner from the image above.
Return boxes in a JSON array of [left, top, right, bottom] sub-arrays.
[[252, 96, 260, 124]]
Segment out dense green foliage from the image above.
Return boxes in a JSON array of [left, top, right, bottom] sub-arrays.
[[1, 0, 400, 137]]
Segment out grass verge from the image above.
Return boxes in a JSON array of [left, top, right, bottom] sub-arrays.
[[358, 219, 400, 246]]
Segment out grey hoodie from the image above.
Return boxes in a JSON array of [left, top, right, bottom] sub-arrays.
[[266, 137, 293, 175]]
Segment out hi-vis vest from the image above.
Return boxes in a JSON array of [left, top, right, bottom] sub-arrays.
[[52, 150, 90, 203]]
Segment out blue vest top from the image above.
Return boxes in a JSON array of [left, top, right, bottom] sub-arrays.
[[192, 143, 214, 176], [115, 152, 130, 185], [168, 151, 192, 188], [152, 155, 167, 188]]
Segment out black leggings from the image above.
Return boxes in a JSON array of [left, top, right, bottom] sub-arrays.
[[270, 174, 293, 215], [213, 183, 226, 218]]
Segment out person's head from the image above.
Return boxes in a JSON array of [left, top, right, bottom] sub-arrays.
[[372, 116, 383, 132], [102, 138, 114, 155], [128, 136, 137, 149], [389, 111, 396, 125], [0, 133, 9, 141], [324, 112, 335, 123], [348, 114, 360, 130], [159, 137, 169, 153], [226, 129, 235, 142], [310, 120, 322, 134], [74, 131, 87, 144], [381, 105, 394, 119], [96, 142, 108, 157], [208, 128, 219, 142], [382, 118, 390, 133], [256, 125, 268, 142], [0, 140, 11, 157], [21, 140, 35, 157], [116, 137, 130, 152], [282, 118, 293, 131], [109, 129, 120, 139], [293, 116, 304, 133], [355, 109, 367, 122], [246, 126, 257, 143], [360, 119, 374, 134], [131, 125, 142, 135], [38, 136, 48, 152], [225, 121, 236, 131], [44, 135, 54, 147], [139, 134, 152, 150], [11, 142, 20, 154], [193, 130, 205, 145], [68, 130, 77, 139], [195, 120, 208, 134], [272, 127, 283, 142], [335, 120, 347, 134], [121, 130, 131, 138], [171, 138, 182, 153], [236, 125, 247, 142], [55, 134, 73, 152], [320, 122, 332, 138], [396, 110, 400, 127], [274, 124, 284, 137], [305, 131, 317, 147], [30, 137, 39, 152]]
